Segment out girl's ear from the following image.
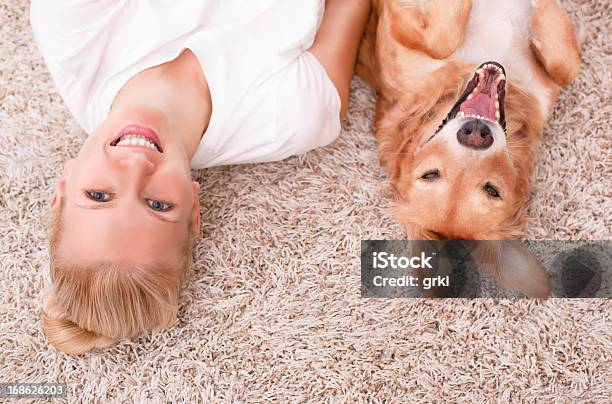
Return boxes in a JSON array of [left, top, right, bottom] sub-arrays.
[[62, 159, 75, 177], [49, 159, 75, 211], [191, 181, 201, 235]]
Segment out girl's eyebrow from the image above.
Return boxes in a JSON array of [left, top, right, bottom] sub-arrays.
[[74, 202, 179, 223], [75, 202, 116, 210]]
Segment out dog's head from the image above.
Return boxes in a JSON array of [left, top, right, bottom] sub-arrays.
[[388, 62, 534, 239]]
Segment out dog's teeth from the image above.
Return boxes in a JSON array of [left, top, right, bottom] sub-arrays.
[[495, 111, 500, 120], [495, 100, 500, 111], [458, 111, 465, 118]]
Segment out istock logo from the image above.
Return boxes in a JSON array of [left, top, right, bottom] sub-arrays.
[[372, 252, 434, 269]]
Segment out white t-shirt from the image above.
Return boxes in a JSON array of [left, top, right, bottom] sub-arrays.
[[30, 0, 341, 169]]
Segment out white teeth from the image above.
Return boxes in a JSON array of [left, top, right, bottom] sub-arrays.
[[495, 100, 500, 111], [483, 63, 502, 73], [495, 111, 500, 120], [114, 133, 159, 151], [458, 111, 465, 118]]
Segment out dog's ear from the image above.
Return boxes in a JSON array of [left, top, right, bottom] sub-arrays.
[[376, 123, 415, 181], [373, 96, 424, 181], [471, 240, 551, 298]]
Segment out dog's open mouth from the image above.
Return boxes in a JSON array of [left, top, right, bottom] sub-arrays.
[[436, 61, 507, 132]]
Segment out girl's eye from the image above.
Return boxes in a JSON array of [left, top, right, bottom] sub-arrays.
[[147, 199, 173, 212], [85, 190, 112, 202]]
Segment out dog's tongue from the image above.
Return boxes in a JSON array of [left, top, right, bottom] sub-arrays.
[[459, 93, 497, 120]]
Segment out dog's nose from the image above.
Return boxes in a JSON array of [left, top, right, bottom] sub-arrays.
[[457, 119, 494, 149]]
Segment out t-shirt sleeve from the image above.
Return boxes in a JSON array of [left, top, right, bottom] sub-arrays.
[[30, 1, 117, 64], [30, 0, 122, 132]]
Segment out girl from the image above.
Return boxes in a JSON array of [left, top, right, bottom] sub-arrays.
[[31, 0, 371, 354]]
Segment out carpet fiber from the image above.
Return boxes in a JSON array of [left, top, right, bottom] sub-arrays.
[[0, 0, 610, 402]]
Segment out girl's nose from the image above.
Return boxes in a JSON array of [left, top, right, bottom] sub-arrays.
[[118, 152, 155, 177]]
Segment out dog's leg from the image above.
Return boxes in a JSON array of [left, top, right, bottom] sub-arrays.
[[388, 0, 473, 59], [530, 0, 581, 86]]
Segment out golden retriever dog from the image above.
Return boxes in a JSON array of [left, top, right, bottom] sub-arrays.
[[357, 0, 581, 297]]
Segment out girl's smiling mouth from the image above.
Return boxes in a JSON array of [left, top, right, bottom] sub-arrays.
[[110, 125, 163, 153]]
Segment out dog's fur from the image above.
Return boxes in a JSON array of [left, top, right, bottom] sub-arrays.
[[357, 0, 581, 297]]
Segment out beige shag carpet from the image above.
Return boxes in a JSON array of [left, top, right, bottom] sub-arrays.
[[1, 0, 610, 402]]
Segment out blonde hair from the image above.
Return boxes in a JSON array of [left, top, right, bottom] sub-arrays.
[[42, 197, 195, 355]]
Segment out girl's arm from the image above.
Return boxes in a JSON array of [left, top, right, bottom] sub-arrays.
[[308, 0, 371, 119]]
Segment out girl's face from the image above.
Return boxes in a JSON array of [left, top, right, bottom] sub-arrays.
[[49, 105, 201, 266]]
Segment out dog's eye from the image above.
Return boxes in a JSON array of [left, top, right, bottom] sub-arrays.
[[484, 183, 501, 198], [421, 169, 440, 180]]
